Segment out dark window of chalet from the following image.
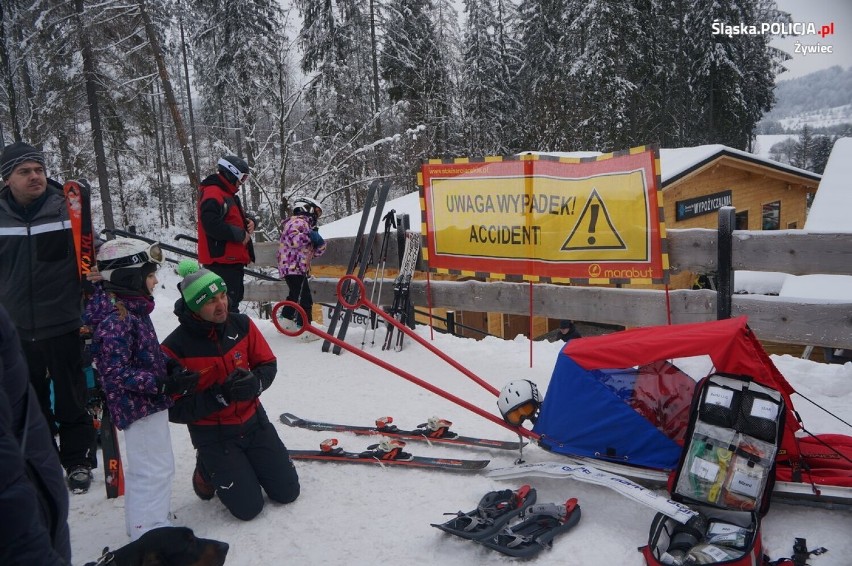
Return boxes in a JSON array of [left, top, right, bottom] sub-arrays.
[[787, 221, 798, 229], [735, 210, 749, 230], [762, 201, 781, 230]]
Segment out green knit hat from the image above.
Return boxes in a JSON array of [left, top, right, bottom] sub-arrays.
[[177, 260, 227, 312]]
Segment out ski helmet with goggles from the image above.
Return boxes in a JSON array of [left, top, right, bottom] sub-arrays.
[[217, 155, 250, 185], [291, 196, 322, 219], [497, 380, 541, 426], [97, 237, 164, 294]]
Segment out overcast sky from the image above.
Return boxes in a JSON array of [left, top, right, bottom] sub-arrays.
[[771, 0, 852, 79]]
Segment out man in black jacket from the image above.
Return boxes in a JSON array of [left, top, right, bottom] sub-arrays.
[[0, 303, 72, 565], [0, 142, 96, 493]]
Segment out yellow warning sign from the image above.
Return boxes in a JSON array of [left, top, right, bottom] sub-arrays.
[[419, 147, 667, 283], [429, 169, 649, 262]]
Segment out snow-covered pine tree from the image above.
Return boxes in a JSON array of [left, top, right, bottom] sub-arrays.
[[514, 0, 574, 151], [188, 0, 291, 210], [460, 0, 519, 155], [380, 0, 451, 157], [567, 0, 648, 151], [670, 0, 787, 149], [295, 0, 380, 215]]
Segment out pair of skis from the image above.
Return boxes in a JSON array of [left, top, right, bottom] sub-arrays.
[[64, 180, 125, 499], [382, 231, 421, 351], [281, 412, 530, 472], [280, 412, 525, 451], [322, 181, 391, 354]]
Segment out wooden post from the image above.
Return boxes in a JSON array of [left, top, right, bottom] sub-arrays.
[[717, 206, 735, 320]]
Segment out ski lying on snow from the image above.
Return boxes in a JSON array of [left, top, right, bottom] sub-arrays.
[[280, 412, 525, 451], [288, 439, 489, 472], [488, 458, 852, 510]]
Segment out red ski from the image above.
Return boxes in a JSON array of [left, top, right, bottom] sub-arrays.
[[65, 179, 125, 498]]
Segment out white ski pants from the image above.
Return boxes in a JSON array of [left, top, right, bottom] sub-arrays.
[[123, 410, 174, 541]]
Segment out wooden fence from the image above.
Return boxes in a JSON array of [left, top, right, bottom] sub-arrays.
[[245, 229, 852, 349]]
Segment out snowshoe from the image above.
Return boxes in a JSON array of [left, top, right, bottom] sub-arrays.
[[431, 485, 537, 541], [478, 498, 581, 558]]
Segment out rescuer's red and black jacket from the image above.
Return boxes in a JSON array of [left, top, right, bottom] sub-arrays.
[[196, 173, 254, 265], [161, 298, 276, 430]]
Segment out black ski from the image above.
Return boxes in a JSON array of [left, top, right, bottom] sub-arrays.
[[99, 398, 125, 498], [322, 182, 378, 352], [288, 438, 488, 472], [383, 231, 421, 351], [280, 412, 526, 451], [330, 181, 391, 355]]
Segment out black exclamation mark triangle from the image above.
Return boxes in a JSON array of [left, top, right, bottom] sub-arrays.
[[587, 204, 599, 245], [561, 189, 626, 251]]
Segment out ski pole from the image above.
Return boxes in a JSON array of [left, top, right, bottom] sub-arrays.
[[271, 299, 538, 440], [339, 275, 501, 397], [361, 210, 396, 349]]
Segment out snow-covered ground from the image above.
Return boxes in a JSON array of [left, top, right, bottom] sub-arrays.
[[65, 267, 852, 565]]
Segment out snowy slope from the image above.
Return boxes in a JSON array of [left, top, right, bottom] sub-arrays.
[[780, 137, 852, 303], [66, 267, 852, 565]]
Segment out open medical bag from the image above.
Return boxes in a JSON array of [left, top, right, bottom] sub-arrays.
[[641, 373, 786, 565]]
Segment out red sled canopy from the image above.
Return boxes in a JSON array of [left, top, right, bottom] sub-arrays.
[[536, 317, 802, 470]]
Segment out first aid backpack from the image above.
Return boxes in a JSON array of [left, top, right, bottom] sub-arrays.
[[641, 372, 786, 565]]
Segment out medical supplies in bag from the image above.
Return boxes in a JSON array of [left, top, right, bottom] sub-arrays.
[[641, 373, 785, 565]]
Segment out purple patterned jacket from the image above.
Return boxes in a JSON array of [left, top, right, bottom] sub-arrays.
[[86, 285, 172, 430], [277, 214, 326, 277]]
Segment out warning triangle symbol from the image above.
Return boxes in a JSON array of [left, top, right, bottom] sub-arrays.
[[561, 189, 626, 251]]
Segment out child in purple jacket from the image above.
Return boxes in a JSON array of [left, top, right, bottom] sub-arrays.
[[87, 238, 197, 541], [277, 196, 326, 341]]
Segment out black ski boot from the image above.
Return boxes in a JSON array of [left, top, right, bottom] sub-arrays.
[[67, 466, 93, 494]]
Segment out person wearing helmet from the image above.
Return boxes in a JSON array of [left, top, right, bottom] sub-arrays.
[[497, 380, 542, 427], [0, 141, 97, 494], [161, 260, 300, 520], [86, 238, 199, 541], [196, 155, 255, 312], [276, 196, 327, 341]]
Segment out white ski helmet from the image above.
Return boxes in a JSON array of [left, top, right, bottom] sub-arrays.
[[291, 196, 322, 219], [497, 380, 541, 426], [97, 237, 164, 292]]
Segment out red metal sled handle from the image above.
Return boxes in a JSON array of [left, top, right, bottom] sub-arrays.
[[334, 275, 501, 397], [270, 298, 538, 440]]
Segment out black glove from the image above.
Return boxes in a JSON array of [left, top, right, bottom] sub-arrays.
[[157, 368, 199, 396], [220, 367, 262, 403]]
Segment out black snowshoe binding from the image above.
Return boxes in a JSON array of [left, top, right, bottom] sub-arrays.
[[431, 485, 537, 541], [478, 498, 581, 558]]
